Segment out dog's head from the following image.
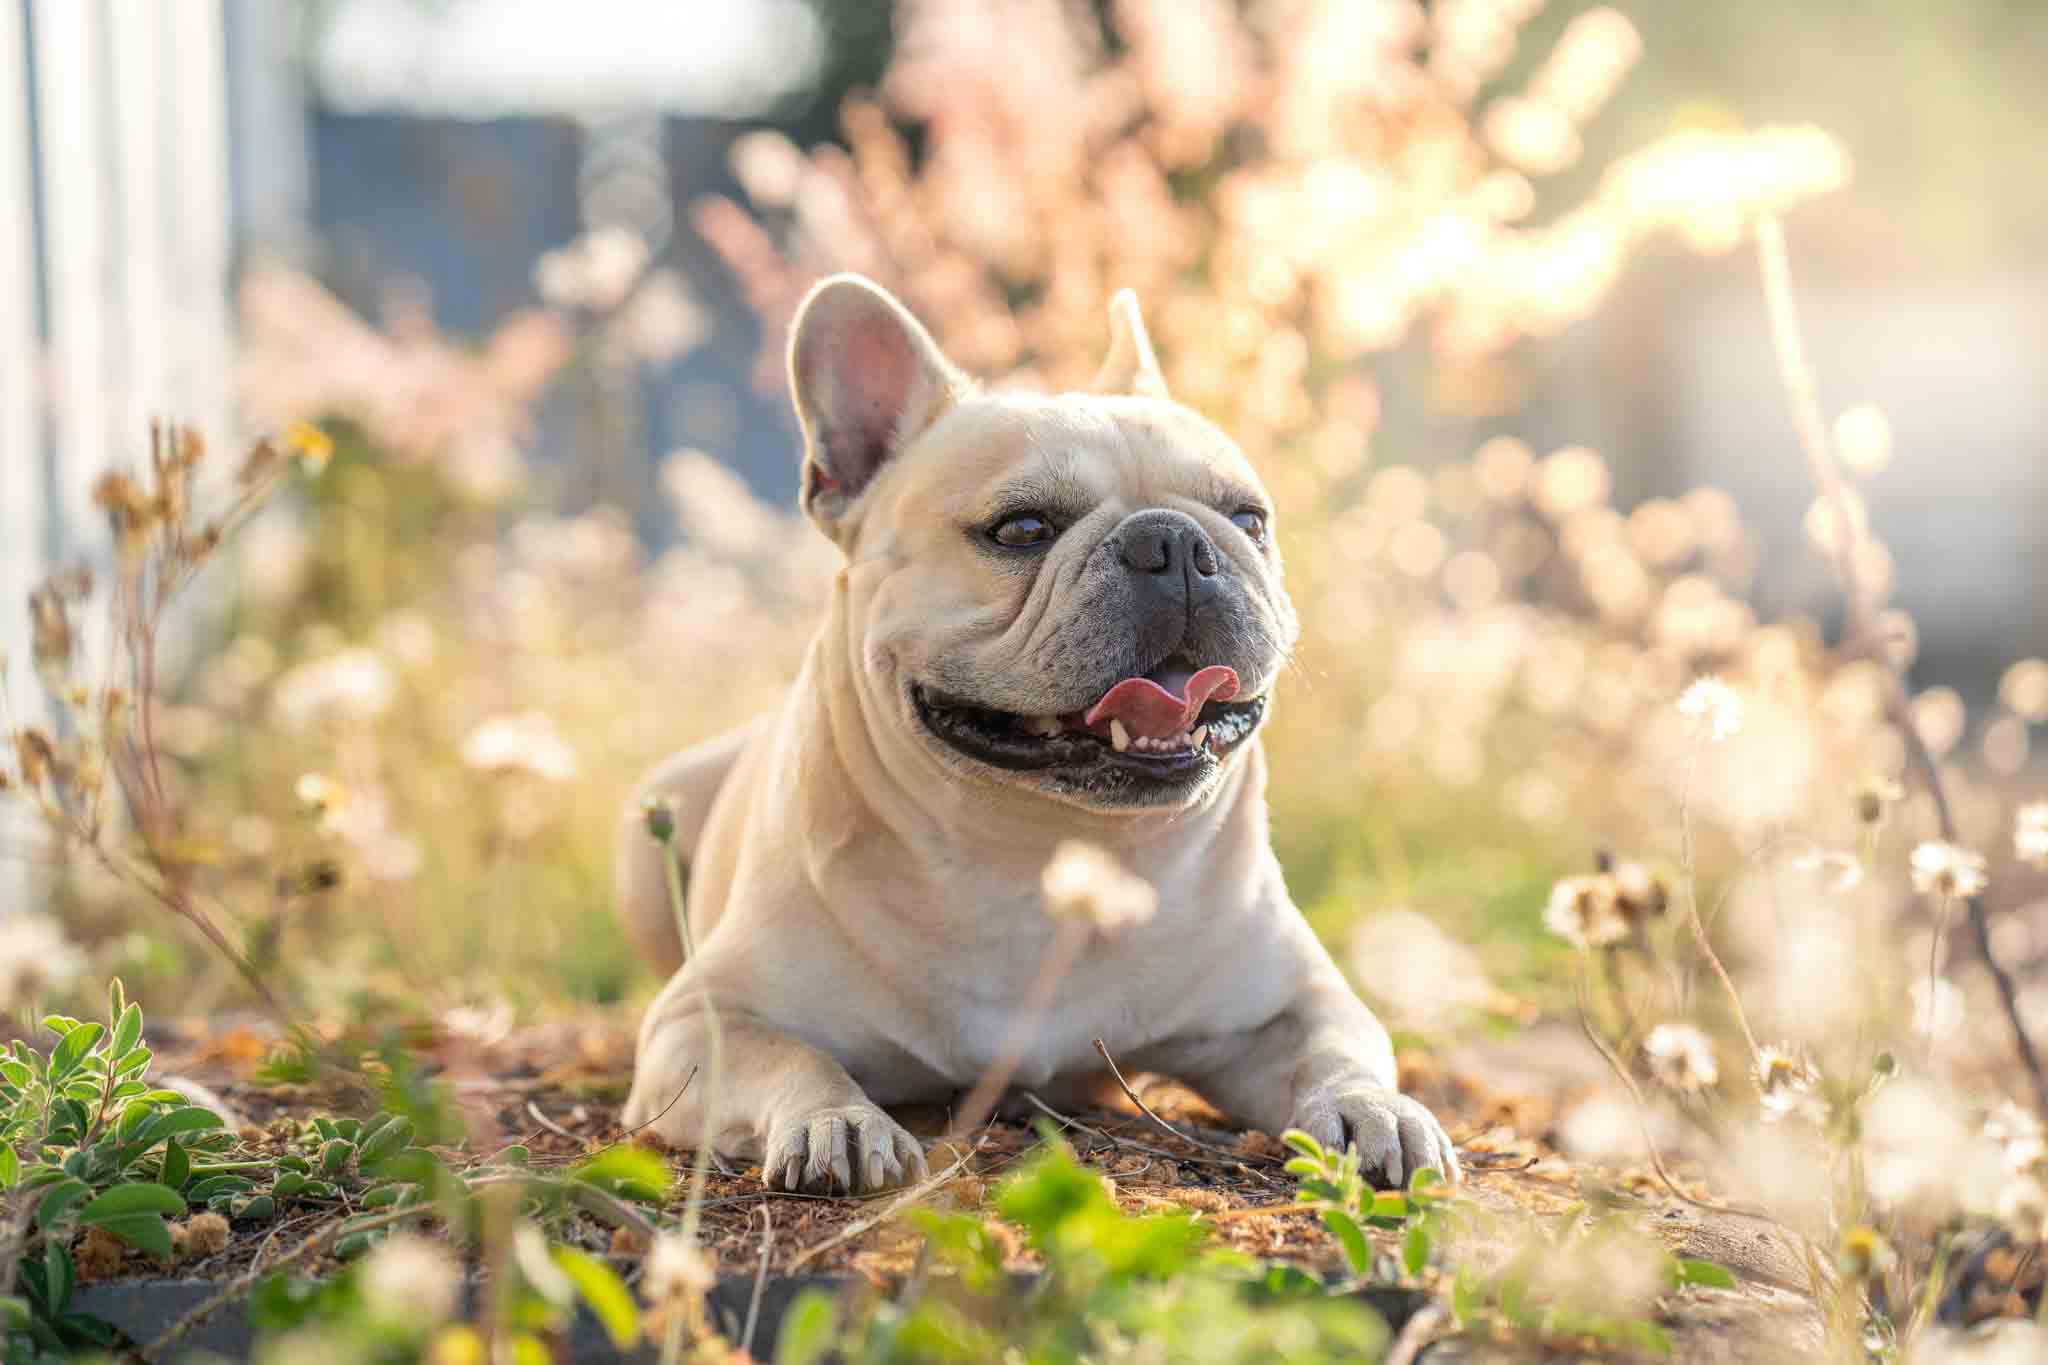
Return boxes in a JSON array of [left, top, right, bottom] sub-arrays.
[[789, 275, 1297, 810]]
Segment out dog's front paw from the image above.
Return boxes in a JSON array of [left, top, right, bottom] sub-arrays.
[[764, 1103, 929, 1194], [1291, 1084, 1460, 1189]]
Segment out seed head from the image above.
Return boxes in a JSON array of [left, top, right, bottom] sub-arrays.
[[1543, 874, 1629, 949], [1837, 1225, 1895, 1281], [1041, 841, 1158, 937], [358, 1233, 463, 1325], [1854, 775, 1905, 827], [642, 1232, 716, 1305], [1642, 1023, 1719, 1092], [640, 796, 677, 845]]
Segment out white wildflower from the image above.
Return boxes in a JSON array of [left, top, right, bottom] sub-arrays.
[[357, 1233, 462, 1325], [1040, 841, 1158, 937], [0, 916, 86, 1011], [1753, 1044, 1822, 1123], [1643, 1023, 1719, 1092], [2016, 802, 2048, 870], [642, 1232, 716, 1305], [1909, 841, 1987, 899], [460, 711, 579, 783], [1677, 675, 1743, 742], [1985, 1101, 2047, 1174], [1542, 875, 1629, 949], [270, 648, 396, 730]]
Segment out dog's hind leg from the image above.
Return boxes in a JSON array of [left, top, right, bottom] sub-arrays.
[[615, 719, 765, 978]]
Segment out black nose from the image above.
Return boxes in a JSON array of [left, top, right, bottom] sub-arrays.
[[1114, 509, 1220, 598]]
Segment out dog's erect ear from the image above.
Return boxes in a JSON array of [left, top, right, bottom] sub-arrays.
[[788, 274, 966, 534], [1091, 289, 1168, 399]]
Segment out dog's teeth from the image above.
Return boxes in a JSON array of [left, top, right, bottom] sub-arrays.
[[1110, 719, 1130, 752], [1025, 714, 1061, 736], [1191, 725, 1208, 749]]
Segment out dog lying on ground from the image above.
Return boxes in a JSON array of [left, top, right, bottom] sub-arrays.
[[617, 275, 1460, 1194]]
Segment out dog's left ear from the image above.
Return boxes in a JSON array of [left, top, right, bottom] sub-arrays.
[[1092, 289, 1168, 398], [788, 274, 967, 537]]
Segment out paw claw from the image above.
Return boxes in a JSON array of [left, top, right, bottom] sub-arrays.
[[767, 1104, 924, 1195], [1291, 1085, 1458, 1190]]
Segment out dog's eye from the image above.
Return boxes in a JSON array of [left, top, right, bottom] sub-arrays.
[[1229, 508, 1268, 544], [989, 513, 1056, 548]]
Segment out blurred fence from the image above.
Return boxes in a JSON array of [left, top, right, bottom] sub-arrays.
[[0, 0, 270, 908]]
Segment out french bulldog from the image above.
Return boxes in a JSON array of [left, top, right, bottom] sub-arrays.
[[617, 275, 1459, 1194]]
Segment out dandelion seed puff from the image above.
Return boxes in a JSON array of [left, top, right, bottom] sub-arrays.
[[1643, 1023, 1719, 1092], [1985, 1101, 2047, 1174], [358, 1234, 462, 1325], [642, 1232, 716, 1305], [1542, 875, 1629, 950], [460, 711, 579, 783], [2016, 803, 2048, 870], [1909, 842, 1987, 900], [1677, 675, 1743, 742], [1040, 841, 1158, 937]]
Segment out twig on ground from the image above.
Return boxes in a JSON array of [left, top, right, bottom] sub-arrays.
[[1754, 213, 2048, 1117], [783, 1139, 982, 1274], [1090, 1038, 1271, 1173], [1018, 1090, 1247, 1172], [1574, 968, 1776, 1226], [526, 1099, 582, 1144]]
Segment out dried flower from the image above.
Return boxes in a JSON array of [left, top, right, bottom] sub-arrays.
[[27, 586, 74, 671], [1677, 675, 1743, 742], [271, 649, 396, 731], [1909, 841, 1987, 900], [460, 711, 579, 783], [1790, 846, 1864, 894], [171, 1212, 232, 1261], [1985, 1102, 2047, 1174], [1542, 874, 1629, 949], [642, 1232, 716, 1305], [358, 1233, 463, 1325], [1041, 841, 1158, 937], [1642, 1023, 1719, 1092], [294, 773, 349, 819], [1753, 1044, 1821, 1123], [2016, 802, 2048, 870], [1854, 775, 1906, 827]]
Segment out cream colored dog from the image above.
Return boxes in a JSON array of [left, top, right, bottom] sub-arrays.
[[618, 275, 1459, 1194]]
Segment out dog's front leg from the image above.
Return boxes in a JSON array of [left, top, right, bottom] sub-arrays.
[[1139, 965, 1460, 1189], [623, 981, 928, 1194]]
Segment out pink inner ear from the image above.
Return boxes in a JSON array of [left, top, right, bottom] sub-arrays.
[[806, 312, 921, 496]]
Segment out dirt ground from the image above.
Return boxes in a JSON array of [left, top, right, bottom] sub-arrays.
[[51, 1008, 1874, 1361]]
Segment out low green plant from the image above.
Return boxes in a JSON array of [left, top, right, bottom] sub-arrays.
[[0, 980, 232, 1355], [775, 1133, 1391, 1365]]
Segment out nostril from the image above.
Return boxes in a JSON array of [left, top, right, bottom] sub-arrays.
[[1190, 534, 1219, 577], [1120, 529, 1174, 574]]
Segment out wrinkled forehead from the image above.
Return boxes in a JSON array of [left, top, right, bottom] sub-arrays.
[[893, 394, 1264, 520]]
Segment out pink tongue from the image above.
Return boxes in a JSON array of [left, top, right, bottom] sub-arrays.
[[1084, 664, 1240, 740]]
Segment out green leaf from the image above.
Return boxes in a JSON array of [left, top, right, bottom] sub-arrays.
[[89, 1213, 173, 1260], [1402, 1221, 1432, 1277], [160, 1139, 189, 1192], [0, 1146, 17, 1191], [319, 1139, 356, 1174], [1408, 1167, 1447, 1201], [40, 1016, 80, 1039], [49, 1024, 104, 1080], [554, 1247, 641, 1349], [0, 1061, 32, 1089], [1321, 1208, 1373, 1275], [112, 1048, 152, 1079], [572, 1147, 672, 1204], [272, 1172, 308, 1198], [1672, 1257, 1737, 1291], [36, 1179, 91, 1229], [775, 1289, 839, 1365], [1280, 1129, 1326, 1161], [43, 1244, 73, 1316], [1367, 1192, 1410, 1221], [186, 1175, 254, 1202], [357, 1117, 412, 1164], [80, 1183, 184, 1221], [110, 1004, 142, 1061]]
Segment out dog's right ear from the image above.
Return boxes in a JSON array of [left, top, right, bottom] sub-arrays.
[[788, 274, 967, 539]]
